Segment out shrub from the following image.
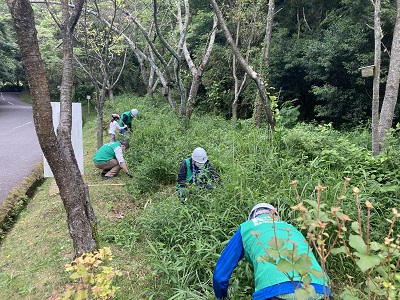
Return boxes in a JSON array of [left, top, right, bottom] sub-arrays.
[[50, 247, 122, 300]]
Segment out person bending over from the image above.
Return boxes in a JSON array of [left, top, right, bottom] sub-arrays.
[[213, 203, 332, 300], [176, 147, 220, 197], [93, 140, 133, 179]]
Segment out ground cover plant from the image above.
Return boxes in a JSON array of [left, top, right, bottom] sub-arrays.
[[0, 94, 399, 299]]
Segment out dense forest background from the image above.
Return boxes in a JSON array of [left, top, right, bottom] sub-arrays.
[[1, 0, 399, 129]]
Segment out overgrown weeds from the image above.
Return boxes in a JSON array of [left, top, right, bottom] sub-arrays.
[[0, 94, 399, 299]]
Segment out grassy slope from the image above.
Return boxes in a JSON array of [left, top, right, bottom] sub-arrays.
[[0, 94, 399, 299], [0, 102, 154, 299]]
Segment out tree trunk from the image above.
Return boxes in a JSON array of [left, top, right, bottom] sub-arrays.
[[232, 21, 248, 121], [95, 86, 105, 149], [254, 94, 263, 126], [378, 0, 400, 149], [255, 0, 275, 127], [210, 0, 275, 130], [153, 0, 187, 117], [184, 14, 218, 120], [264, 0, 275, 70], [109, 88, 114, 100], [6, 0, 98, 257], [372, 0, 382, 155], [186, 75, 201, 120]]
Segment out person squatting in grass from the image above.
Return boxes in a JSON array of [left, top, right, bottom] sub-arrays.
[[109, 113, 127, 143], [176, 147, 221, 198], [119, 108, 138, 134], [213, 203, 333, 300], [93, 140, 133, 179]]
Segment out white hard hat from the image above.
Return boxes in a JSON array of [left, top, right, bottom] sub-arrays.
[[130, 109, 138, 117], [248, 203, 278, 220], [112, 113, 120, 119], [191, 147, 208, 163]]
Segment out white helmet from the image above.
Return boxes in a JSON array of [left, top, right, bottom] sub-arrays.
[[191, 147, 208, 163], [112, 113, 120, 119], [130, 109, 138, 117], [248, 203, 278, 220]]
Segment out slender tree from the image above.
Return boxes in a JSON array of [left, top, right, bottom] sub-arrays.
[[210, 0, 275, 129], [6, 0, 98, 257], [74, 0, 128, 149], [254, 0, 275, 126], [378, 0, 400, 151], [153, 0, 187, 117], [178, 3, 218, 120], [371, 0, 382, 155]]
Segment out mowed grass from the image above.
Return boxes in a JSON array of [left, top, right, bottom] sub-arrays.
[[0, 111, 156, 300]]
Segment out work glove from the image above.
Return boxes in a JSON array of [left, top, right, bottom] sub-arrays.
[[177, 189, 185, 197], [127, 172, 133, 178], [206, 183, 216, 189]]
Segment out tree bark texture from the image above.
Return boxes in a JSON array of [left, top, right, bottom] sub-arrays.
[[378, 0, 400, 148], [372, 0, 381, 156], [6, 0, 98, 257]]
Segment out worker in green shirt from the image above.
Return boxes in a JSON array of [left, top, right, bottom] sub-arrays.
[[93, 140, 133, 179], [213, 203, 332, 300], [119, 108, 138, 134]]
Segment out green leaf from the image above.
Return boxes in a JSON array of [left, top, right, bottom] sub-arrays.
[[331, 246, 346, 255], [351, 222, 360, 234], [276, 258, 294, 273], [281, 248, 298, 262], [303, 200, 318, 209], [349, 234, 367, 254], [268, 237, 285, 250], [303, 273, 312, 285], [294, 254, 312, 275], [309, 268, 325, 278], [265, 248, 280, 260], [75, 288, 88, 300], [146, 240, 160, 255], [339, 289, 359, 300], [389, 290, 397, 300], [369, 242, 381, 251], [305, 284, 317, 297], [294, 288, 309, 300], [379, 185, 398, 192], [375, 266, 388, 278], [354, 253, 382, 272]]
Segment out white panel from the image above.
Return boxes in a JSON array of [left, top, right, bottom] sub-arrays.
[[43, 102, 84, 177]]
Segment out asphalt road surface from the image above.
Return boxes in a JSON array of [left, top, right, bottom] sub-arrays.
[[0, 92, 43, 204]]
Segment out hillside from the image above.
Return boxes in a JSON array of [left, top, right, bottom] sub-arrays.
[[0, 94, 399, 300]]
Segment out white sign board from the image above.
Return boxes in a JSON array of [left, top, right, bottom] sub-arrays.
[[44, 102, 84, 177]]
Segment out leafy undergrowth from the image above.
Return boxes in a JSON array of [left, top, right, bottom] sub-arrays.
[[0, 94, 399, 299]]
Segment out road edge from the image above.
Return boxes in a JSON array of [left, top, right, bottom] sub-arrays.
[[0, 162, 45, 240]]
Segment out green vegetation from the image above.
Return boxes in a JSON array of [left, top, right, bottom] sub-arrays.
[[51, 247, 122, 300], [0, 94, 399, 299], [2, 0, 400, 128], [0, 163, 44, 238]]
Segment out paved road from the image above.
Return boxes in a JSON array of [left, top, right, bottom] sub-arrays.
[[0, 92, 43, 204]]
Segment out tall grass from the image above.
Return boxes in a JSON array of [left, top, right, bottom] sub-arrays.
[[2, 93, 398, 300], [102, 95, 400, 299]]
